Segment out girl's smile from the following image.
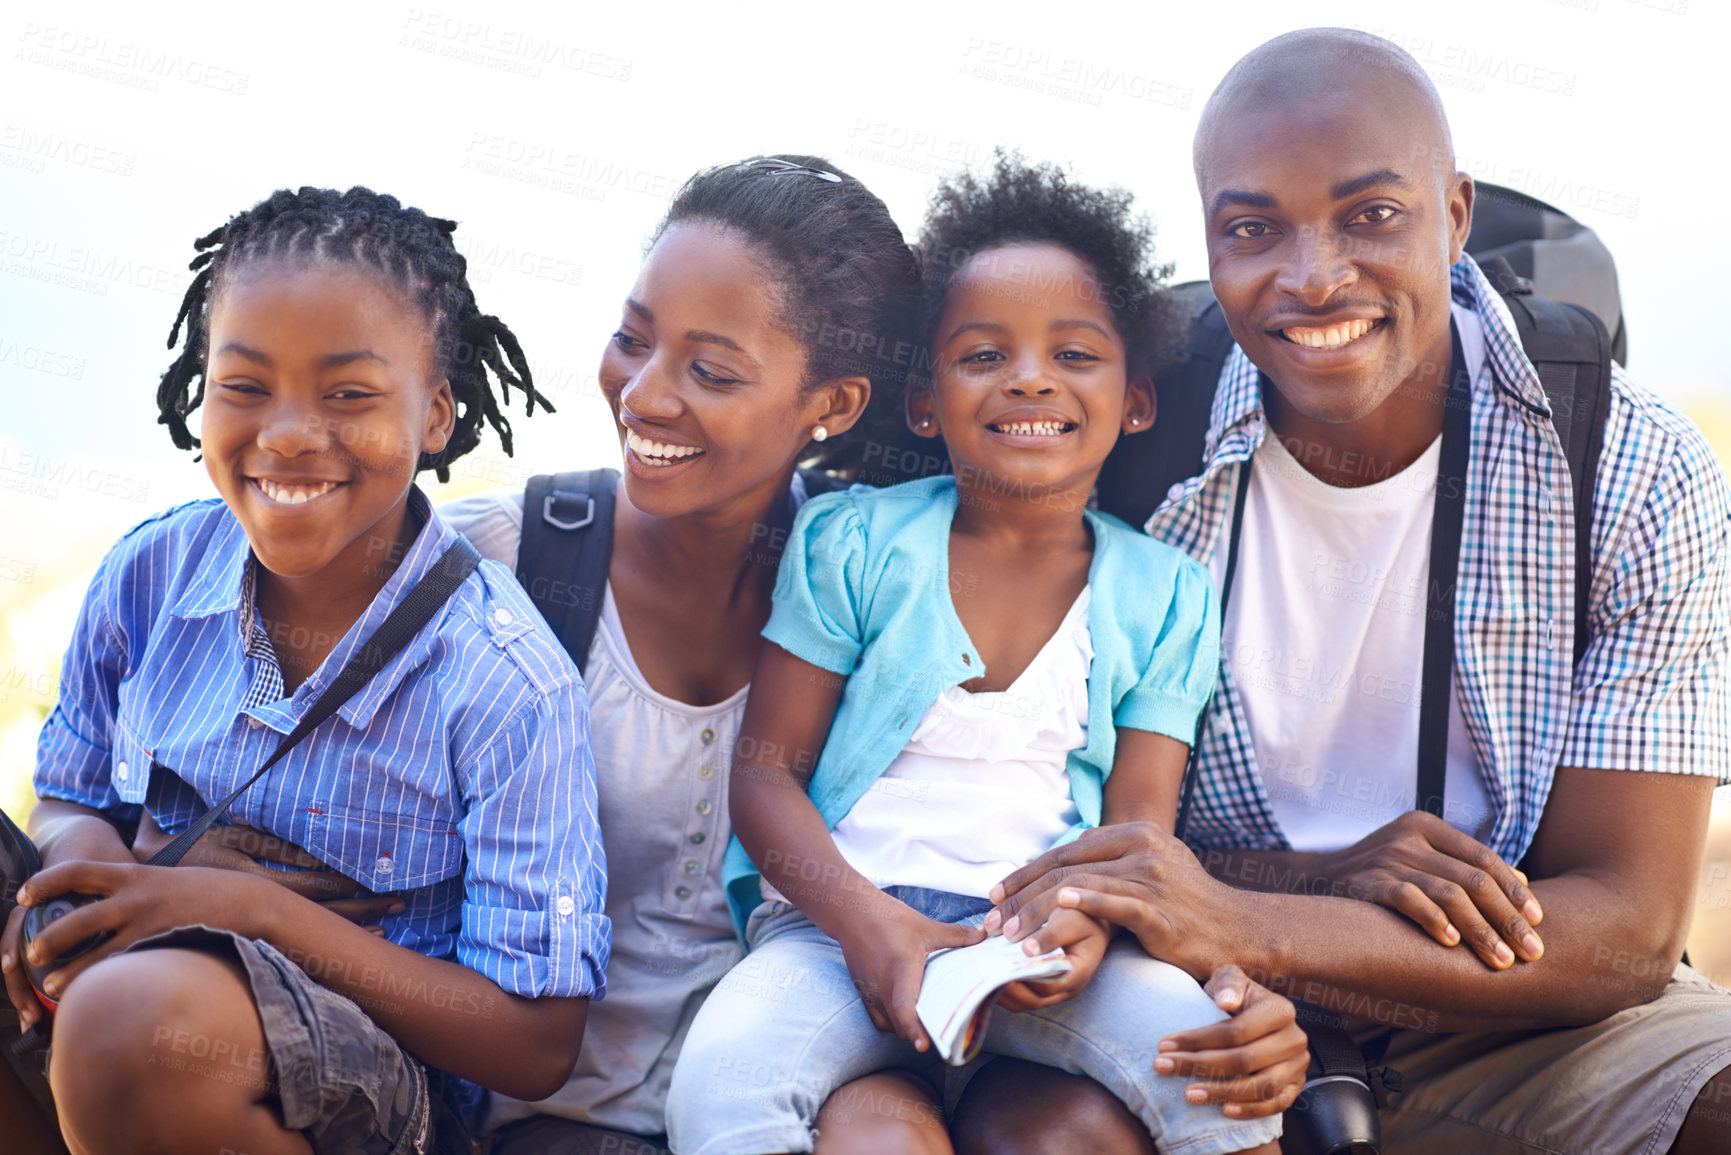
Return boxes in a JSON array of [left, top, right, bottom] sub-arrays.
[[915, 242, 1152, 507]]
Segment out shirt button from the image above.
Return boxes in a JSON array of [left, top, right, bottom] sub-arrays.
[[684, 859, 699, 873], [115, 760, 129, 782], [376, 856, 394, 875], [699, 764, 714, 780], [688, 832, 706, 845], [492, 608, 512, 626], [675, 886, 692, 899], [696, 800, 713, 816], [701, 728, 715, 745], [555, 895, 576, 918]]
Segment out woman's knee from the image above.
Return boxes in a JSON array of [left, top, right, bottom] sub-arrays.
[[950, 1059, 1154, 1155]]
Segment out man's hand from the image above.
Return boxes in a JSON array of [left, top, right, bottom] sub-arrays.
[[835, 901, 985, 1052], [994, 909, 1112, 1013], [987, 822, 1230, 978], [132, 813, 401, 929], [1155, 964, 1309, 1119], [1318, 810, 1544, 969]]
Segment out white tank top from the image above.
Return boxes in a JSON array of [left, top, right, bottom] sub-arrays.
[[772, 587, 1091, 900]]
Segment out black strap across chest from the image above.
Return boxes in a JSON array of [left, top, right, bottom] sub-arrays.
[[148, 536, 482, 868], [1216, 323, 1472, 820]]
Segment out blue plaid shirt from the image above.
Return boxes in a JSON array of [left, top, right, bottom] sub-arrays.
[[35, 489, 611, 1000], [1150, 255, 1731, 863]]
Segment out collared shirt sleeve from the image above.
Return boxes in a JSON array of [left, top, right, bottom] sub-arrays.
[[455, 681, 611, 999], [1115, 555, 1223, 743], [35, 537, 138, 819], [1561, 388, 1731, 780], [762, 492, 867, 674]]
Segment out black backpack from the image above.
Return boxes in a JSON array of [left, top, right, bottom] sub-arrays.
[[515, 467, 847, 673], [1096, 181, 1619, 667]]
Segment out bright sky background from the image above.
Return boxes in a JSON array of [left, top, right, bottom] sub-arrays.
[[1, 0, 1726, 822]]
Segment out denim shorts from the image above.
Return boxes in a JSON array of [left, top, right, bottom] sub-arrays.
[[122, 925, 435, 1155], [665, 885, 1281, 1155]]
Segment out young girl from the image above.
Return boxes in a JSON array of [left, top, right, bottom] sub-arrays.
[[1, 187, 608, 1154], [665, 157, 1290, 1155]]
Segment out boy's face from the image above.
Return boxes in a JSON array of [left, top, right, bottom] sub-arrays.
[[914, 243, 1153, 499], [200, 261, 453, 583]]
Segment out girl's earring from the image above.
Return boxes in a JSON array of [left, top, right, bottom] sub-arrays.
[[918, 417, 933, 431], [812, 425, 828, 442], [1129, 416, 1140, 427]]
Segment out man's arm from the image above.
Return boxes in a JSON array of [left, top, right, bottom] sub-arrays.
[[991, 766, 1711, 1033]]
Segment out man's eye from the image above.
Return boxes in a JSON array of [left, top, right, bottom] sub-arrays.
[[1353, 206, 1398, 225], [329, 388, 376, 401], [1229, 221, 1273, 239]]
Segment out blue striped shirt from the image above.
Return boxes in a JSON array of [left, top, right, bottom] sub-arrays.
[[34, 489, 611, 1000], [1149, 254, 1731, 863]]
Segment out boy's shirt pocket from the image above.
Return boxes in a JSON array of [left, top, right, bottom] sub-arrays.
[[305, 800, 465, 894]]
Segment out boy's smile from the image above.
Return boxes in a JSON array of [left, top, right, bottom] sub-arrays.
[[916, 242, 1151, 502], [201, 262, 452, 589]]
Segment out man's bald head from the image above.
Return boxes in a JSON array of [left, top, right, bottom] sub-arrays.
[[1195, 28, 1456, 197], [1190, 27, 1476, 436]]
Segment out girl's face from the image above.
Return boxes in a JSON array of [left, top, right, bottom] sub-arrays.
[[200, 261, 453, 583], [913, 242, 1152, 498], [599, 221, 855, 520]]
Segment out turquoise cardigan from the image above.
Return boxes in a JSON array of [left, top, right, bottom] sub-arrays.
[[722, 475, 1221, 935]]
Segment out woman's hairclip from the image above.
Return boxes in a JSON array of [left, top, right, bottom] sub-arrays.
[[738, 158, 842, 183]]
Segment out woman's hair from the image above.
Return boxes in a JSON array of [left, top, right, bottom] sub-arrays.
[[155, 186, 552, 482], [916, 151, 1184, 382], [652, 155, 921, 476]]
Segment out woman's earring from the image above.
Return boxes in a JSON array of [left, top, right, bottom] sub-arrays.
[[1129, 416, 1139, 427], [917, 417, 932, 431], [812, 425, 828, 442]]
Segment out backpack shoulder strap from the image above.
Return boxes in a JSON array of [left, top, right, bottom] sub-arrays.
[[1095, 283, 1234, 528], [1481, 257, 1613, 665], [517, 469, 620, 675]]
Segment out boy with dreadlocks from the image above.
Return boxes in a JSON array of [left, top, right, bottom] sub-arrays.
[[0, 186, 609, 1154]]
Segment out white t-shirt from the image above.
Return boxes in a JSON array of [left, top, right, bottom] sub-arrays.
[[1209, 305, 1498, 853], [766, 587, 1091, 900]]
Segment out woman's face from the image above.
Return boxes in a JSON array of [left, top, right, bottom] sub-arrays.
[[598, 221, 827, 520]]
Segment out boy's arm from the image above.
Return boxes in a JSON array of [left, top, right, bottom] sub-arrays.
[[731, 643, 981, 1050], [15, 860, 586, 1099]]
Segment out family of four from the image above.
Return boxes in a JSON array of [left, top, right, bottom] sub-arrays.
[[4, 28, 1727, 1155]]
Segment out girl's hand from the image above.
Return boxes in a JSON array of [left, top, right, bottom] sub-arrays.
[[132, 813, 401, 930], [9, 859, 280, 1006], [836, 902, 985, 1051], [994, 908, 1112, 1012], [1154, 964, 1309, 1120]]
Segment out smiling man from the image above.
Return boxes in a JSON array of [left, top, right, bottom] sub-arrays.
[[994, 27, 1731, 1154]]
